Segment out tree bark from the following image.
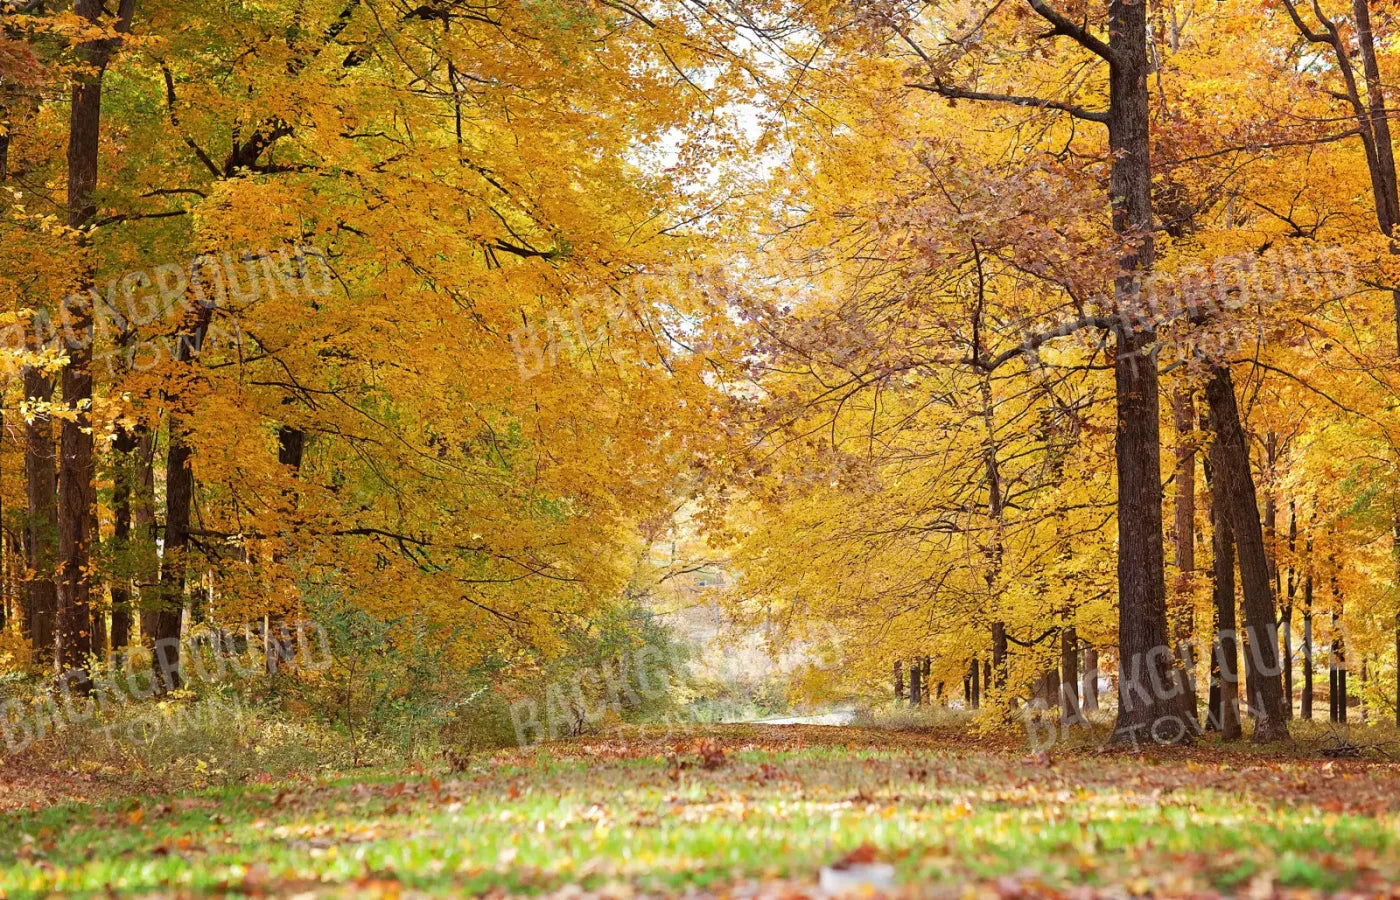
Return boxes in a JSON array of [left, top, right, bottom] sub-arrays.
[[1282, 500, 1297, 719], [107, 428, 141, 652], [1061, 625, 1081, 724], [57, 0, 137, 689], [1207, 478, 1242, 740], [265, 424, 306, 673], [155, 302, 212, 691], [991, 621, 1007, 687], [1107, 0, 1196, 743], [1330, 564, 1346, 724], [1302, 536, 1314, 720], [22, 366, 58, 669], [1203, 366, 1288, 741], [132, 427, 158, 643], [1171, 389, 1198, 718]]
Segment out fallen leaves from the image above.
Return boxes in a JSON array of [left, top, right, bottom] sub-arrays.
[[8, 724, 1400, 896]]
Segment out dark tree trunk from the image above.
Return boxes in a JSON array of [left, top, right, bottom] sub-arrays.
[[107, 428, 141, 652], [1203, 366, 1288, 741], [911, 660, 922, 707], [156, 423, 195, 691], [155, 301, 212, 691], [1041, 670, 1058, 707], [1171, 389, 1198, 716], [969, 657, 980, 710], [156, 420, 193, 692], [1061, 625, 1081, 724], [991, 621, 1007, 687], [132, 427, 157, 644], [921, 655, 931, 705], [1282, 500, 1297, 719], [1331, 582, 1347, 724], [1302, 540, 1314, 719], [265, 424, 306, 674], [57, 0, 136, 690], [22, 366, 58, 668], [1207, 462, 1242, 740], [1106, 0, 1196, 743]]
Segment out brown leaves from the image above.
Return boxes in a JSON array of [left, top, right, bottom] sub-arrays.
[[664, 737, 729, 780]]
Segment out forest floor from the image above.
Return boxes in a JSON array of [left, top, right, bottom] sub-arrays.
[[3, 722, 1400, 897]]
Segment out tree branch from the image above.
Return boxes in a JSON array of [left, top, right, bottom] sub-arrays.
[[1026, 0, 1113, 61], [160, 65, 221, 178], [911, 80, 1109, 123]]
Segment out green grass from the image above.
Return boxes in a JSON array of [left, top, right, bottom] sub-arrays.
[[3, 724, 1400, 896]]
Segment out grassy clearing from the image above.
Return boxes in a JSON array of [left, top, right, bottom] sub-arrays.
[[3, 723, 1400, 896]]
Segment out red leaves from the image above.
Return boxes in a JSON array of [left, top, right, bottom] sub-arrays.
[[697, 739, 728, 771], [664, 738, 728, 780], [831, 842, 880, 869]]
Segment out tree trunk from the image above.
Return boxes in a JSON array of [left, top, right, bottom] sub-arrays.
[[911, 660, 922, 707], [22, 366, 58, 669], [132, 427, 158, 644], [1061, 625, 1081, 724], [1282, 500, 1297, 719], [1171, 389, 1198, 717], [1203, 366, 1288, 741], [969, 656, 980, 709], [894, 659, 904, 705], [57, 0, 136, 690], [1107, 0, 1195, 743], [155, 301, 212, 691], [1082, 646, 1099, 712], [1207, 454, 1242, 740], [1330, 569, 1347, 723], [107, 428, 141, 652], [266, 424, 305, 674], [991, 621, 1007, 687], [1302, 540, 1314, 720], [155, 422, 192, 692]]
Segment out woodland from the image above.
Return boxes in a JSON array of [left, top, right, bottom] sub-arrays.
[[4, 0, 1400, 894]]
